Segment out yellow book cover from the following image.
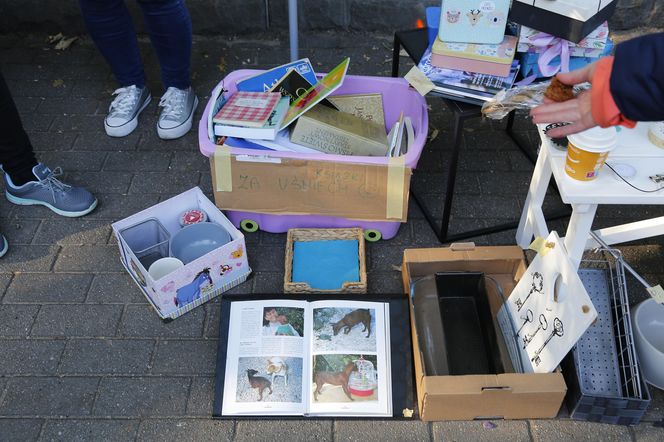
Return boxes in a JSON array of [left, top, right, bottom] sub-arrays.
[[432, 35, 516, 64], [290, 105, 389, 156], [327, 93, 386, 131]]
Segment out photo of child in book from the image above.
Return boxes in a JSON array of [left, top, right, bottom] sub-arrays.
[[262, 307, 304, 337]]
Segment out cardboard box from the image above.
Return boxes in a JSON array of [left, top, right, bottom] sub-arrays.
[[402, 244, 566, 421], [112, 187, 251, 320], [210, 150, 411, 222]]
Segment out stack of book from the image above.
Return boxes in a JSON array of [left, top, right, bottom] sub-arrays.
[[416, 5, 520, 105], [211, 58, 411, 158]]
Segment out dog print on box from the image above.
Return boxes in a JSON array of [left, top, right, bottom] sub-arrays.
[[438, 0, 509, 44]]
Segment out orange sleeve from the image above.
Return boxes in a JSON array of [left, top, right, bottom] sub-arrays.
[[591, 56, 636, 128]]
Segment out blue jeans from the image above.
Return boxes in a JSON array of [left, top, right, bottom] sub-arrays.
[[79, 0, 192, 90]]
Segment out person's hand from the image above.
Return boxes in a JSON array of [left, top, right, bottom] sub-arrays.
[[530, 62, 598, 138]]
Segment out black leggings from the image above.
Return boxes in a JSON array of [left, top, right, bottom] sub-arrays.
[[0, 70, 38, 182]]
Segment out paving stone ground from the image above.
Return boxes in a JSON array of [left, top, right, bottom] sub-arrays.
[[0, 30, 663, 441]]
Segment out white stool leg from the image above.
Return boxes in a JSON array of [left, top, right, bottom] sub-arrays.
[[563, 204, 598, 270], [517, 146, 553, 248]]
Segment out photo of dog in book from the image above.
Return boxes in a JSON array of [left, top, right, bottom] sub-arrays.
[[236, 357, 303, 403], [312, 354, 378, 403], [312, 308, 376, 352]]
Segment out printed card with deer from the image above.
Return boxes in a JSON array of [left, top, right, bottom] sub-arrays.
[[221, 299, 392, 417], [438, 0, 510, 44]]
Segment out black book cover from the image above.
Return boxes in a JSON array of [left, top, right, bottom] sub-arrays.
[[270, 69, 338, 110]]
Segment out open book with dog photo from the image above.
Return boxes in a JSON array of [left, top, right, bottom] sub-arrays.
[[221, 299, 392, 417]]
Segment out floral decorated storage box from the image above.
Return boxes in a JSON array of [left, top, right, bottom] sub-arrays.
[[112, 187, 251, 320]]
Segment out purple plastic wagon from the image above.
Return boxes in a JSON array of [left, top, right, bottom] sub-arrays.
[[198, 69, 428, 241]]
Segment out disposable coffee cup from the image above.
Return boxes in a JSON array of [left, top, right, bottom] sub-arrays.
[[148, 257, 184, 280], [565, 127, 618, 181]]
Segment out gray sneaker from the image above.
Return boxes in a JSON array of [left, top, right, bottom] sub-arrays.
[[157, 86, 198, 140], [0, 233, 7, 258], [5, 164, 97, 217], [105, 85, 151, 137]]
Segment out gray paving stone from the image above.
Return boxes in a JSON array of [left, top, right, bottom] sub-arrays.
[[412, 172, 481, 196], [104, 151, 172, 172], [31, 131, 78, 152], [236, 419, 331, 442], [40, 419, 139, 442], [118, 305, 205, 338], [36, 96, 99, 115], [247, 245, 284, 272], [0, 377, 98, 416], [4, 273, 92, 303], [61, 171, 134, 195], [70, 79, 116, 99], [0, 272, 13, 298], [0, 305, 39, 336], [367, 271, 403, 294], [0, 245, 59, 273], [33, 219, 111, 245], [334, 420, 429, 442], [251, 272, 282, 294], [50, 115, 106, 133], [644, 387, 664, 422], [86, 273, 147, 304], [84, 194, 161, 221], [0, 419, 43, 442], [205, 301, 222, 339], [432, 420, 530, 442], [54, 245, 123, 272], [169, 152, 210, 171], [186, 377, 215, 416], [0, 339, 65, 374], [2, 219, 41, 245], [58, 339, 154, 375], [137, 419, 234, 442], [452, 195, 522, 220], [633, 423, 664, 441], [94, 377, 189, 417], [129, 171, 201, 195], [73, 131, 141, 151], [368, 245, 406, 273], [7, 78, 70, 98], [152, 340, 217, 375], [530, 419, 632, 442], [31, 304, 122, 337], [38, 151, 107, 172]]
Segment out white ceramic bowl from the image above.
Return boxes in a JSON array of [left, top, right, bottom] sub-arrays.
[[632, 298, 664, 390], [170, 222, 231, 264], [148, 257, 184, 280]]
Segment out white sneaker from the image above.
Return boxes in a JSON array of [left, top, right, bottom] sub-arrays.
[[104, 85, 151, 137], [157, 86, 198, 140]]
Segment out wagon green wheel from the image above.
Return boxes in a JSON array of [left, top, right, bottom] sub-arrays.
[[240, 219, 259, 233], [364, 229, 382, 242]]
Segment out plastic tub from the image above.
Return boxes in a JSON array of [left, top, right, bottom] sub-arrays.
[[198, 70, 429, 240]]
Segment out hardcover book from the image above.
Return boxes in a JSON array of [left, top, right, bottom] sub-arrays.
[[214, 97, 290, 140], [268, 68, 337, 109], [431, 35, 517, 77], [290, 105, 389, 157], [280, 58, 350, 130], [220, 299, 392, 417], [236, 58, 318, 93], [327, 93, 386, 132], [213, 91, 282, 128], [417, 46, 519, 103]]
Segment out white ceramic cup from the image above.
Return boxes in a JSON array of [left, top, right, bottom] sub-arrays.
[[148, 257, 184, 280]]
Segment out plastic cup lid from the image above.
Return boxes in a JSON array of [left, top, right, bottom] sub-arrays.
[[568, 126, 618, 153]]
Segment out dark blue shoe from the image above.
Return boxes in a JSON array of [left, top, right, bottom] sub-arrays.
[[5, 164, 97, 217]]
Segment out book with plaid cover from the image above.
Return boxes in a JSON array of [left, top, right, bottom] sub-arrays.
[[213, 91, 282, 128]]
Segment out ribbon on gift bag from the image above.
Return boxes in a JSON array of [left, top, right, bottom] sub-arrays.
[[517, 32, 571, 85]]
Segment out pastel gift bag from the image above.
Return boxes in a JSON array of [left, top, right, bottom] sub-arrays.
[[438, 0, 510, 44]]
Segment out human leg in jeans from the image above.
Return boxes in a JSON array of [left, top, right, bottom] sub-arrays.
[[0, 71, 97, 256], [138, 0, 198, 140], [78, 0, 197, 139]]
